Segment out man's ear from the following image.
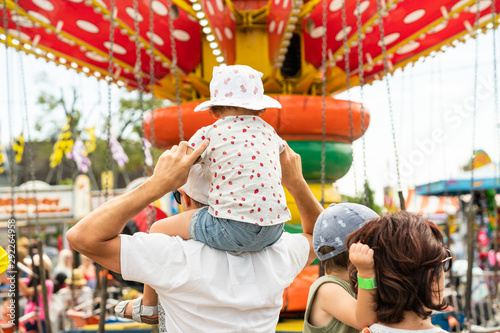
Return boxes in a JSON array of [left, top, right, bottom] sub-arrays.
[[180, 190, 191, 207]]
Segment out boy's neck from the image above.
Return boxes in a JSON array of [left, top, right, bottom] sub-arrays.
[[219, 107, 257, 117], [325, 268, 349, 283]]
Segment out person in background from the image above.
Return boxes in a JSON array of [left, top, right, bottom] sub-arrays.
[[346, 211, 451, 333], [19, 254, 53, 333], [78, 255, 96, 289], [303, 203, 379, 333], [53, 249, 72, 279]]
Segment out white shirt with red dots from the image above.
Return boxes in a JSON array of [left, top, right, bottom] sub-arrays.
[[188, 115, 291, 226]]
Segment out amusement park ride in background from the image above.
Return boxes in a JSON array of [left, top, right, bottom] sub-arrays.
[[2, 0, 498, 190], [1, 0, 500, 324]]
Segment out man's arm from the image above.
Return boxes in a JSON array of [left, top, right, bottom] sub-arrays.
[[280, 144, 323, 266], [66, 141, 208, 273]]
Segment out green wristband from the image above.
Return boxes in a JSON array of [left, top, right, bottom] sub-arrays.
[[357, 275, 377, 289]]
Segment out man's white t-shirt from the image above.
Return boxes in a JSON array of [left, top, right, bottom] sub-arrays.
[[120, 232, 309, 332]]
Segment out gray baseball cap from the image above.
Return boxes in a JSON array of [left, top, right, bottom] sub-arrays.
[[313, 203, 379, 261]]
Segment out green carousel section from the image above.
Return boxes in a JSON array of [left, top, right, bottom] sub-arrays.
[[287, 141, 352, 181]]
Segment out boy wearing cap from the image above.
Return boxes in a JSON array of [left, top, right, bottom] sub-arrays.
[[151, 65, 290, 251], [304, 203, 379, 333]]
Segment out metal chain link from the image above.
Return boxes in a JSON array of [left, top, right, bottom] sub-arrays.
[[146, 0, 157, 232], [105, 0, 116, 203], [99, 4, 116, 331], [320, 0, 327, 207], [491, 0, 500, 300], [341, 0, 358, 196], [167, 0, 184, 141], [375, 0, 405, 209], [355, 0, 368, 206], [3, 2, 22, 330], [13, 0, 52, 329], [133, 0, 147, 182], [464, 0, 481, 326], [2, 1, 16, 217], [132, 0, 154, 232], [470, 0, 480, 191]]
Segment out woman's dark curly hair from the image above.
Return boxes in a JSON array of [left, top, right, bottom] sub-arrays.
[[346, 211, 448, 324]]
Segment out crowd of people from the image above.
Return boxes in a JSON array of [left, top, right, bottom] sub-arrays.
[[2, 65, 454, 333], [0, 240, 98, 333]]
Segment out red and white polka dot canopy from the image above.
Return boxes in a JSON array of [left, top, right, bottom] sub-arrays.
[[1, 0, 498, 101]]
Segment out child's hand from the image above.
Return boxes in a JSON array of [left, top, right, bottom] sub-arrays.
[[349, 242, 375, 277]]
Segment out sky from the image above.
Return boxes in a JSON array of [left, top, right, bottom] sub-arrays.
[[1, 29, 499, 206]]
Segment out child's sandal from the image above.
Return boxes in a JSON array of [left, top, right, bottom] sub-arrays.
[[115, 296, 158, 325]]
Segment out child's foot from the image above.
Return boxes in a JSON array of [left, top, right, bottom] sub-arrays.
[[115, 296, 158, 325]]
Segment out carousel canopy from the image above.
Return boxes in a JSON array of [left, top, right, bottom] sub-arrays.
[[416, 163, 500, 196], [1, 0, 499, 102]]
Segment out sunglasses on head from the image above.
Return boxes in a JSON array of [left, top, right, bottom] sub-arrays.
[[173, 190, 182, 205], [442, 248, 453, 273]]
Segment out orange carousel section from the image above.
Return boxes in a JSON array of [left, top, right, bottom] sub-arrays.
[[144, 95, 370, 149]]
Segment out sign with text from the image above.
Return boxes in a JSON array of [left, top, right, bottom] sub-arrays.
[[0, 185, 74, 220]]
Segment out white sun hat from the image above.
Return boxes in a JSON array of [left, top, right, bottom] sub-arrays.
[[194, 65, 282, 112]]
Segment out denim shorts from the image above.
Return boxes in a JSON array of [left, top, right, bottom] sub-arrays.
[[189, 206, 284, 252]]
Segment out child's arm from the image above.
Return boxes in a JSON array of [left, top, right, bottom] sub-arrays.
[[349, 242, 378, 327], [312, 281, 367, 329], [312, 244, 377, 330]]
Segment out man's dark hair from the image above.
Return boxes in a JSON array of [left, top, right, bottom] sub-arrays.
[[191, 198, 207, 208], [346, 211, 448, 324]]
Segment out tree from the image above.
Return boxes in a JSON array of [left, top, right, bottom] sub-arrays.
[[32, 82, 168, 188], [341, 181, 383, 215]]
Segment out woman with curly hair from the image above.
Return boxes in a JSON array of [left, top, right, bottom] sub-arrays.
[[346, 211, 451, 333]]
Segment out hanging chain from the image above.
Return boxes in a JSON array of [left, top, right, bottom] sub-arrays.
[[133, 0, 148, 189], [167, 0, 184, 141], [491, 0, 500, 299], [355, 0, 368, 206], [13, 0, 53, 330], [105, 0, 116, 203], [2, 0, 16, 216], [464, 0, 481, 326], [470, 0, 481, 190], [3, 2, 22, 330], [376, 0, 405, 210], [149, 0, 156, 163], [99, 3, 116, 332], [341, 0, 358, 196], [319, 0, 327, 207], [144, 0, 157, 231]]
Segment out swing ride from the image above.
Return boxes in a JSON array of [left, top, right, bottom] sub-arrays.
[[2, 0, 500, 332]]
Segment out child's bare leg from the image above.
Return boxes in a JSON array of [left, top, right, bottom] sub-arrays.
[[149, 210, 196, 239]]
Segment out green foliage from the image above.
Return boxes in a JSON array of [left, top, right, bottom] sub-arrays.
[[115, 95, 168, 140], [33, 82, 169, 186], [341, 181, 383, 215], [35, 88, 82, 139]]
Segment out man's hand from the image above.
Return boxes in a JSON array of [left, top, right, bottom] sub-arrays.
[[349, 242, 375, 278], [280, 144, 304, 189], [148, 141, 208, 198]]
